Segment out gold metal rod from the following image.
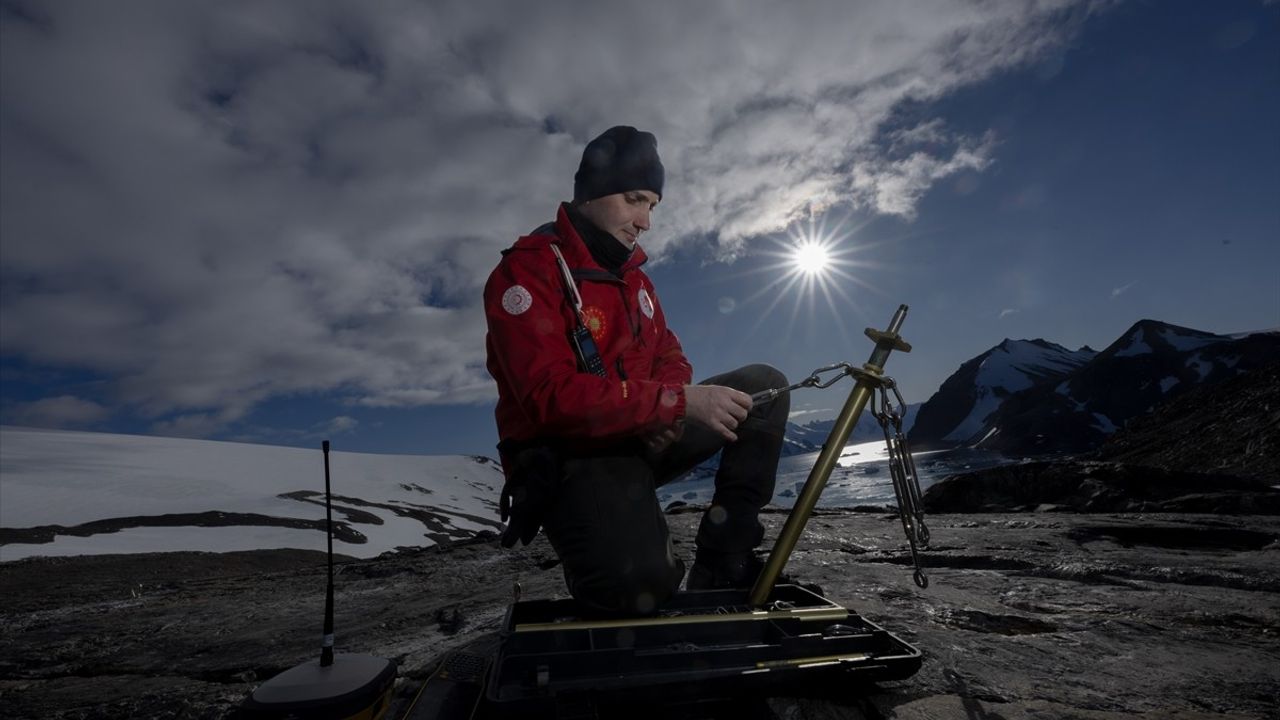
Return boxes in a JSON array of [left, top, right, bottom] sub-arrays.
[[747, 378, 875, 606], [748, 305, 910, 607], [513, 605, 849, 633], [754, 652, 871, 669]]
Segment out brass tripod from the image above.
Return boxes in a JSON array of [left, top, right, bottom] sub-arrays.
[[748, 304, 927, 606]]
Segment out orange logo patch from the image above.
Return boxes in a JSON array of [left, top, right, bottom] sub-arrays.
[[582, 306, 608, 342]]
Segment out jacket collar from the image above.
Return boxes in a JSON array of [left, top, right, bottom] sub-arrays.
[[553, 203, 649, 274]]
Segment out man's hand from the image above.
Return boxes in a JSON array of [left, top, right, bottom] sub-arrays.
[[643, 423, 684, 455], [683, 384, 752, 442]]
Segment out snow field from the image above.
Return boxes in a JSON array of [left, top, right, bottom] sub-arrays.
[[1, 427, 503, 561]]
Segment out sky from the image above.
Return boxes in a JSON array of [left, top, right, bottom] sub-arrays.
[[2, 0, 1277, 457]]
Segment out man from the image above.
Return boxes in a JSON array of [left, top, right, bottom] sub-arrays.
[[483, 126, 789, 616]]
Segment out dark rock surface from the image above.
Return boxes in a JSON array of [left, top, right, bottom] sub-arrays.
[[4, 509, 1279, 719], [921, 460, 1280, 515], [1096, 360, 1280, 483]]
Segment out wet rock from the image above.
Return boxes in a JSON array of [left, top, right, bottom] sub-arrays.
[[434, 607, 463, 635], [3, 511, 1279, 718], [933, 608, 1057, 635]]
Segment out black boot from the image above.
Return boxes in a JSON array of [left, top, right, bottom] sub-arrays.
[[686, 547, 823, 595], [686, 548, 763, 590]]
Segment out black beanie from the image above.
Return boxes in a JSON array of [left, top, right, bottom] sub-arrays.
[[573, 126, 664, 203]]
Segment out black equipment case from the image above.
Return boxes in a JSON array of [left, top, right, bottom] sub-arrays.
[[484, 584, 921, 714]]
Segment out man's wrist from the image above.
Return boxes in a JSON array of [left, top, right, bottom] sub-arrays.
[[659, 383, 687, 426]]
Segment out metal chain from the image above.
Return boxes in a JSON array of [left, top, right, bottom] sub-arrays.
[[749, 362, 857, 407], [870, 377, 931, 588]]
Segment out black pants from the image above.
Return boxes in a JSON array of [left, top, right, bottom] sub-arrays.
[[542, 364, 789, 616]]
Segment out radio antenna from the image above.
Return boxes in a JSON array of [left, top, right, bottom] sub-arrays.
[[320, 440, 335, 667]]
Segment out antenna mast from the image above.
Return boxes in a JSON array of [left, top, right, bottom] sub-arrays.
[[320, 440, 335, 667]]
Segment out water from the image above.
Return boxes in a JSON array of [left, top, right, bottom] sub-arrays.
[[657, 439, 1016, 509]]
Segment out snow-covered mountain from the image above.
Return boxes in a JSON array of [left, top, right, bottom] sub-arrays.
[[911, 339, 1096, 448], [787, 403, 920, 451], [910, 320, 1280, 455], [0, 427, 504, 562]]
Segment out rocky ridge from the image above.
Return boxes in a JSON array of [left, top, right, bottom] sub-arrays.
[[910, 338, 1095, 449], [910, 321, 1279, 456], [921, 460, 1280, 515], [1096, 360, 1280, 482]]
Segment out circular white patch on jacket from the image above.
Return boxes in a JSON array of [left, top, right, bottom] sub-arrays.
[[502, 285, 533, 315], [638, 288, 655, 319]]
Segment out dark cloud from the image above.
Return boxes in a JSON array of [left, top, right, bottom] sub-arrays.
[[1, 0, 1094, 434]]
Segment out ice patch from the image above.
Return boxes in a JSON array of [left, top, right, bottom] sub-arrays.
[[973, 426, 1000, 447], [1229, 327, 1280, 339], [2, 525, 335, 561], [1092, 413, 1118, 434], [1158, 328, 1220, 352], [1115, 327, 1152, 357], [943, 387, 1003, 442], [1186, 353, 1214, 380], [1159, 376, 1179, 393]]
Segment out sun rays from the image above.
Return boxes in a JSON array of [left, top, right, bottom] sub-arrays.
[[792, 242, 831, 276], [725, 211, 885, 348]]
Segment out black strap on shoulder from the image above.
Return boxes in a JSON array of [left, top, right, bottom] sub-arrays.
[[537, 222, 609, 379]]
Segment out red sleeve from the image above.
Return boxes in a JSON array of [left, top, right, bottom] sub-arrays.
[[485, 252, 686, 439], [647, 284, 694, 386]]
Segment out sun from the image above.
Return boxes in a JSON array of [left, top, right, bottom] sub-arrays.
[[715, 210, 884, 347], [793, 242, 830, 276]]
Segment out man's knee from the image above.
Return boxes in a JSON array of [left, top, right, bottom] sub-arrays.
[[740, 363, 787, 392], [707, 363, 787, 394]]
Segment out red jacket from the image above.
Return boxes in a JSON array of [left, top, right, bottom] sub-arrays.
[[484, 204, 692, 470]]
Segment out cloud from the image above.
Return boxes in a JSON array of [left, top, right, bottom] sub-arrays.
[[850, 130, 995, 219], [150, 410, 243, 439], [322, 415, 358, 435], [7, 395, 110, 428], [0, 0, 1096, 435], [1111, 281, 1137, 299], [999, 308, 1019, 319], [223, 414, 359, 445]]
